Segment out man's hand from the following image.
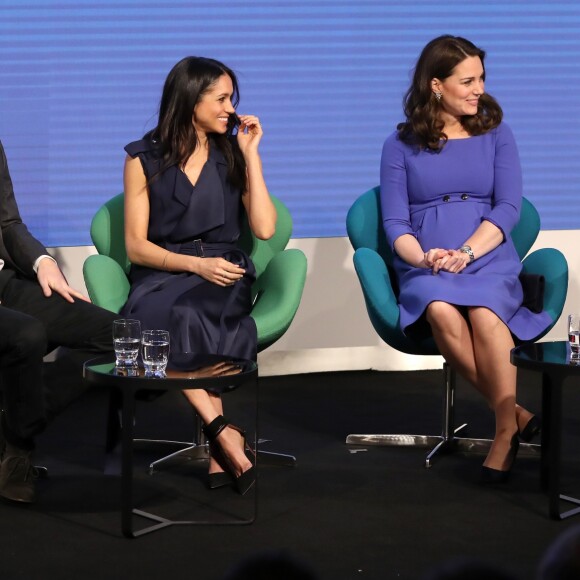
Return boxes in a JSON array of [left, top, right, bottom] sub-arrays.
[[36, 257, 90, 303]]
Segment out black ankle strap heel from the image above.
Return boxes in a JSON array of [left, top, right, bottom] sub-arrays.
[[202, 415, 255, 496], [202, 415, 229, 441]]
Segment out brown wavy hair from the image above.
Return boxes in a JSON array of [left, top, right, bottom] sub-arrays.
[[146, 56, 246, 190], [397, 35, 503, 151]]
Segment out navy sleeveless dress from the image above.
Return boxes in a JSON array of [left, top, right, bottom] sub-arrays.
[[121, 137, 257, 363]]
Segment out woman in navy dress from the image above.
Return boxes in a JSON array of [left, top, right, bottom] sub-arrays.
[[122, 57, 276, 494], [380, 36, 552, 482]]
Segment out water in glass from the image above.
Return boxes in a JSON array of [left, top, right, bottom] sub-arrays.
[[113, 319, 141, 366], [569, 331, 580, 357], [114, 337, 140, 365], [568, 314, 580, 358], [142, 330, 170, 376]]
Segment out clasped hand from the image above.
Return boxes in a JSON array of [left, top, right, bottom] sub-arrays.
[[424, 248, 470, 275], [197, 257, 245, 287]]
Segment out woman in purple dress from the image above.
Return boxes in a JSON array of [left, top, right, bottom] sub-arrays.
[[380, 36, 552, 483], [122, 57, 277, 494]]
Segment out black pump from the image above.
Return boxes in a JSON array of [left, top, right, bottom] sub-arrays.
[[519, 415, 541, 443], [202, 415, 255, 495], [481, 433, 520, 484]]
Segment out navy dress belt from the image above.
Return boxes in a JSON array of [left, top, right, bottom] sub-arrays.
[[178, 240, 237, 258]]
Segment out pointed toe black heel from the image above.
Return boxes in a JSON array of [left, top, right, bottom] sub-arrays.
[[208, 443, 234, 490], [208, 472, 233, 489], [203, 415, 255, 496], [234, 464, 256, 496], [481, 433, 520, 484], [227, 423, 256, 496], [519, 415, 541, 443]]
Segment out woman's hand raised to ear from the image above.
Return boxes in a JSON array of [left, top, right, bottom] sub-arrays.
[[236, 114, 263, 157]]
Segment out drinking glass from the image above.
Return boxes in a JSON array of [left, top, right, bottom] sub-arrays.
[[142, 330, 170, 377], [112, 319, 141, 366], [569, 314, 580, 359]]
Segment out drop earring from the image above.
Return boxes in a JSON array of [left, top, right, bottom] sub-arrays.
[[434, 91, 442, 102]]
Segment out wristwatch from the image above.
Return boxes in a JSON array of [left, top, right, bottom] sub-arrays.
[[459, 245, 475, 263]]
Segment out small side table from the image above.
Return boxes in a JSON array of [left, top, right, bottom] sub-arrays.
[[511, 341, 580, 520], [84, 353, 258, 538]]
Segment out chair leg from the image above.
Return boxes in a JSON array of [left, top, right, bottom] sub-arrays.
[[346, 363, 541, 467], [256, 440, 297, 467], [143, 427, 298, 471], [105, 392, 208, 475], [139, 413, 208, 475], [345, 364, 460, 462], [425, 363, 487, 467], [430, 363, 541, 465], [106, 391, 297, 474]]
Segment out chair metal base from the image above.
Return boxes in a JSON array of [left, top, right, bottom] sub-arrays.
[[36, 466, 49, 479], [108, 391, 297, 473], [133, 438, 210, 475], [346, 362, 541, 468], [346, 431, 540, 468], [256, 444, 297, 467], [138, 438, 297, 473]]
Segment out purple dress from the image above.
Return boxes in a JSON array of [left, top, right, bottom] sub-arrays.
[[380, 122, 552, 341], [121, 137, 257, 362]]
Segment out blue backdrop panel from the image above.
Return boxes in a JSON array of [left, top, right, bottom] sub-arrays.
[[0, 0, 578, 246]]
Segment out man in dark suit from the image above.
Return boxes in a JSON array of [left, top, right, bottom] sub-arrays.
[[0, 141, 116, 503]]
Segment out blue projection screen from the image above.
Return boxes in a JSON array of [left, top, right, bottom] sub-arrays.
[[0, 0, 579, 246]]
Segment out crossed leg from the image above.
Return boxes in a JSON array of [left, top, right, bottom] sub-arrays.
[[426, 301, 528, 471], [181, 389, 252, 477]]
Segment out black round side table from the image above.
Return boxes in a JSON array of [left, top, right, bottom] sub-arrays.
[[84, 353, 258, 538]]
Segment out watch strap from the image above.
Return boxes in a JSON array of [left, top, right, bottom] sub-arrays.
[[459, 245, 475, 263]]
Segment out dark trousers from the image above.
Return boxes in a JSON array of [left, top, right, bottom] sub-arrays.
[[0, 274, 116, 449]]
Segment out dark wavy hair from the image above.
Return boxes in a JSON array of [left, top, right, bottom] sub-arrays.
[[397, 35, 503, 151], [146, 56, 246, 190]]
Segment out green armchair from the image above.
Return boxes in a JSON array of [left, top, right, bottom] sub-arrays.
[[84, 192, 307, 469], [346, 186, 568, 466], [84, 193, 307, 351]]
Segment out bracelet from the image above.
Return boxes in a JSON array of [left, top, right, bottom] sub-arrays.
[[458, 245, 475, 263], [162, 251, 170, 270]]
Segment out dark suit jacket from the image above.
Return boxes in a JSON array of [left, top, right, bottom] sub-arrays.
[[0, 140, 47, 293]]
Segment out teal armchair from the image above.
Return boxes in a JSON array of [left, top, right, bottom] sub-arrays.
[[84, 192, 306, 469], [346, 186, 568, 466]]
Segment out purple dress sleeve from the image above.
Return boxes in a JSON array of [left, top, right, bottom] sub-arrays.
[[380, 131, 414, 251], [481, 123, 522, 239]]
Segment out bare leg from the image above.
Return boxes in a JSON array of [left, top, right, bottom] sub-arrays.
[[182, 388, 251, 476], [204, 395, 225, 476], [468, 307, 518, 471], [426, 301, 479, 387], [426, 302, 520, 471]]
